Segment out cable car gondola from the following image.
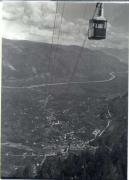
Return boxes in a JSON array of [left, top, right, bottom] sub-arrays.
[[88, 3, 107, 40]]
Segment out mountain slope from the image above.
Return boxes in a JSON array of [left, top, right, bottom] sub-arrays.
[[100, 48, 128, 64], [2, 38, 127, 82]]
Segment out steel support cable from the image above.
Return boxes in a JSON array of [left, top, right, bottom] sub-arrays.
[[56, 2, 65, 45], [68, 33, 88, 83], [50, 1, 60, 84], [46, 0, 58, 97], [48, 0, 59, 83], [92, 3, 97, 19], [52, 2, 65, 82], [66, 7, 89, 91], [86, 4, 96, 50]]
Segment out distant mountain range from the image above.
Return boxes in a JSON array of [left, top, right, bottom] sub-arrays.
[[2, 38, 128, 82]]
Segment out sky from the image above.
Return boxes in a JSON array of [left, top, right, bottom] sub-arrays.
[[2, 1, 129, 49]]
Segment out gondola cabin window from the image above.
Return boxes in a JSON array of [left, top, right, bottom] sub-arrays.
[[88, 19, 107, 40]]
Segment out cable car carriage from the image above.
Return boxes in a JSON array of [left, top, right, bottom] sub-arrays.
[[88, 3, 107, 40]]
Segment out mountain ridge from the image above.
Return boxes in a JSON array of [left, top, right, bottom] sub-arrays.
[[2, 38, 127, 83]]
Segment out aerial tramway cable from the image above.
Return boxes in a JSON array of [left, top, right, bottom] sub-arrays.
[[48, 0, 59, 84], [66, 7, 89, 91], [56, 2, 65, 45], [66, 3, 107, 91], [51, 2, 65, 82], [92, 3, 97, 19], [47, 2, 107, 93], [45, 0, 59, 97], [46, 0, 66, 96]]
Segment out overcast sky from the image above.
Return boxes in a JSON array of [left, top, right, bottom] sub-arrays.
[[2, 1, 129, 49]]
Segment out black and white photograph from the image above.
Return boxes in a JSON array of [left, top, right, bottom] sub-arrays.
[[1, 1, 128, 179]]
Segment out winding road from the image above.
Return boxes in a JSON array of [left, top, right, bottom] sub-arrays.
[[3, 72, 115, 89], [2, 71, 123, 173], [2, 72, 115, 158]]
